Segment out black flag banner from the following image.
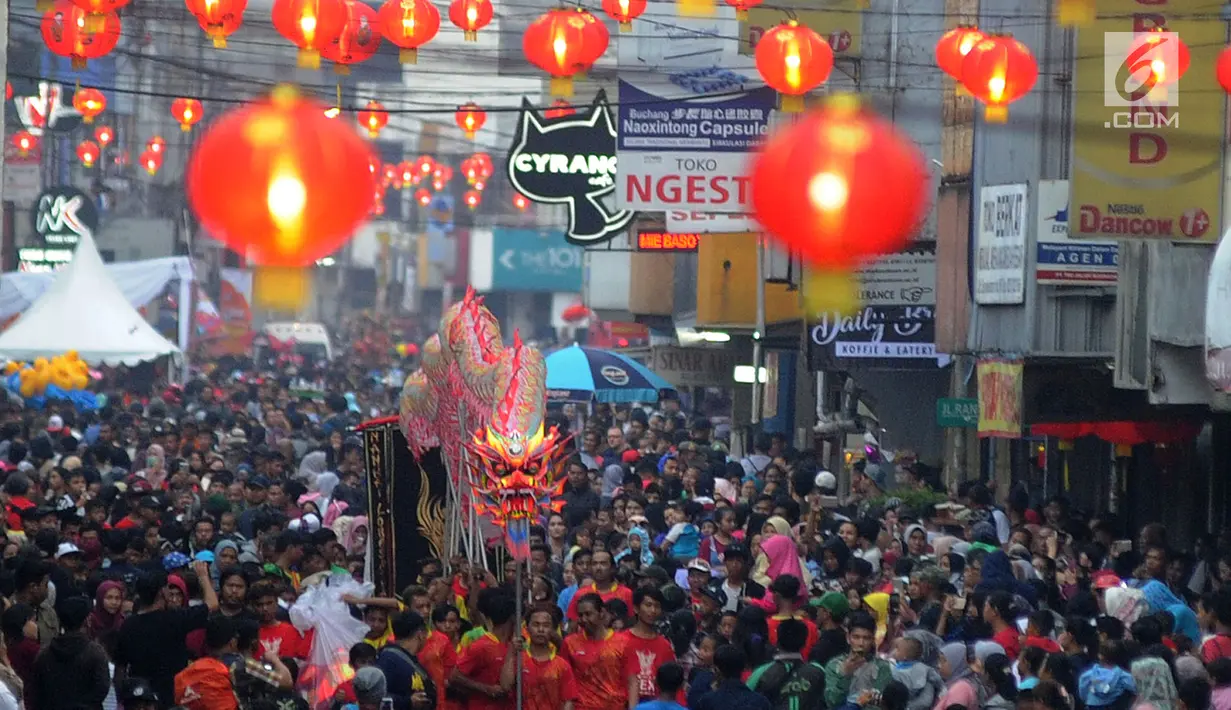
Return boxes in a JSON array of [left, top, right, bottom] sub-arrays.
[[361, 418, 448, 596]]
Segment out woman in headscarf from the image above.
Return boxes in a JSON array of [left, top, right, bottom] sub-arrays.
[[345, 516, 369, 557], [941, 552, 966, 589], [1138, 580, 1202, 645], [138, 444, 167, 489], [212, 539, 240, 584], [85, 580, 125, 657], [751, 516, 812, 591], [298, 472, 348, 528], [296, 450, 329, 490], [864, 591, 893, 651], [904, 524, 931, 561], [933, 642, 985, 710], [818, 536, 852, 592], [1130, 651, 1179, 710]]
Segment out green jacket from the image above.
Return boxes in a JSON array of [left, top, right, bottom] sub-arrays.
[[823, 652, 894, 709]]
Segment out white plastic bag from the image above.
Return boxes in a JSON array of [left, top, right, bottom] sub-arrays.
[[290, 574, 374, 709]]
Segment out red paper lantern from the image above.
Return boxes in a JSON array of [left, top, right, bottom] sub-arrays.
[[415, 188, 432, 206], [455, 102, 485, 139], [448, 0, 492, 41], [94, 125, 114, 146], [147, 136, 166, 154], [432, 165, 452, 191], [413, 155, 435, 179], [356, 100, 389, 138], [722, 0, 761, 20], [72, 87, 106, 123], [397, 160, 415, 185], [271, 0, 348, 69], [513, 194, 529, 211], [41, 2, 121, 70], [320, 0, 382, 75], [935, 25, 985, 81], [601, 0, 646, 31], [172, 97, 204, 132], [382, 163, 398, 187], [1217, 46, 1231, 94], [463, 189, 481, 210], [76, 139, 100, 167], [471, 152, 493, 179], [1137, 28, 1189, 86], [961, 34, 1038, 122], [561, 303, 590, 323], [12, 131, 37, 158], [749, 95, 928, 309], [754, 20, 833, 112], [68, 0, 129, 31], [5, 82, 10, 101], [376, 0, 439, 64], [545, 99, 575, 119], [186, 85, 376, 267], [523, 7, 609, 98], [185, 0, 247, 47], [473, 179, 486, 191]]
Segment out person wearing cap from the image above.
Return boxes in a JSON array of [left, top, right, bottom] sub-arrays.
[[810, 592, 851, 666], [350, 665, 390, 710], [684, 559, 713, 604], [237, 475, 272, 539]]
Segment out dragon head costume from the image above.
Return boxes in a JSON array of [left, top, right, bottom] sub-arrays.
[[399, 288, 566, 559]]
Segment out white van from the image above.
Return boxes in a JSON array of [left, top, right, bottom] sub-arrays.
[[261, 322, 334, 362]]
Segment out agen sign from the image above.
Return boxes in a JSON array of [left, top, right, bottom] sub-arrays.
[[506, 91, 634, 246], [33, 186, 98, 247]]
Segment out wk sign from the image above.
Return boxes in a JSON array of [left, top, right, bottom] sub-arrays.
[[32, 186, 98, 247], [506, 91, 634, 246]]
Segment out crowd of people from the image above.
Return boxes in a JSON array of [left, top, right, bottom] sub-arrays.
[[0, 361, 1226, 710]]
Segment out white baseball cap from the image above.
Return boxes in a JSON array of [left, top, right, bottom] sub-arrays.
[[55, 542, 81, 559]]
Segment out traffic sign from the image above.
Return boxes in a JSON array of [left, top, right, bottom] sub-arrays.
[[936, 398, 978, 428]]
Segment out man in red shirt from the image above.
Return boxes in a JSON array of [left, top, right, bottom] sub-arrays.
[[623, 588, 675, 708], [567, 550, 633, 623], [503, 607, 578, 710], [453, 590, 516, 710], [984, 592, 1021, 660], [766, 575, 819, 659], [2, 474, 36, 532], [251, 580, 308, 660], [563, 594, 627, 710], [420, 606, 459, 710]]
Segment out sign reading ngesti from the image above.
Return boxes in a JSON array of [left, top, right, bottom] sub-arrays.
[[637, 231, 700, 252], [507, 91, 634, 246]]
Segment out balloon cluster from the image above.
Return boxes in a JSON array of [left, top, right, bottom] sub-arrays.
[[3, 352, 98, 410]]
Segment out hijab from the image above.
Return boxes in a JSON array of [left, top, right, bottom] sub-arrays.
[[212, 540, 239, 583], [626, 526, 654, 567], [941, 642, 977, 686], [1138, 580, 1201, 644], [946, 552, 967, 588], [753, 517, 811, 591], [346, 515, 369, 556], [865, 592, 890, 647], [822, 536, 852, 578], [87, 580, 125, 638], [1130, 655, 1178, 710], [976, 551, 1038, 604]]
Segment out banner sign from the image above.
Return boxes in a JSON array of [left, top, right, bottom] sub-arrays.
[[506, 92, 633, 246], [859, 246, 936, 307], [615, 8, 775, 214], [1036, 179, 1118, 285], [977, 359, 1024, 439], [809, 305, 939, 364], [33, 186, 98, 246], [665, 210, 757, 233], [1070, 0, 1223, 242], [636, 231, 700, 252], [974, 183, 1028, 305]]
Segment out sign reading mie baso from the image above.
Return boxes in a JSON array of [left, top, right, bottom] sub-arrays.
[[974, 183, 1028, 305]]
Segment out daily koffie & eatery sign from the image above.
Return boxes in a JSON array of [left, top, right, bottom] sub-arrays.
[[506, 91, 634, 246], [808, 305, 944, 369]]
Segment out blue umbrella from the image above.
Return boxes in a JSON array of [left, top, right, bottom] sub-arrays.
[[545, 345, 677, 403]]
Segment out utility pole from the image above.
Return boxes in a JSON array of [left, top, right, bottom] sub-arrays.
[[0, 0, 8, 213]]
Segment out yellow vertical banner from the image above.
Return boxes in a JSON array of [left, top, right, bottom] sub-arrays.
[[977, 359, 1024, 439], [1070, 0, 1224, 242]]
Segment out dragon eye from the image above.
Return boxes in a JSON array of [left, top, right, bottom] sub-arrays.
[[528, 463, 539, 474]]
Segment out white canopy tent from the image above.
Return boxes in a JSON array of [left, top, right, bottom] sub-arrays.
[[0, 232, 183, 365]]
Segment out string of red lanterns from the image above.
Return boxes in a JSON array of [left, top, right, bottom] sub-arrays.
[[94, 125, 114, 147], [76, 140, 100, 168], [271, 0, 347, 69], [959, 34, 1038, 122], [12, 132, 37, 158], [41, 1, 122, 70], [601, 0, 646, 31]]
